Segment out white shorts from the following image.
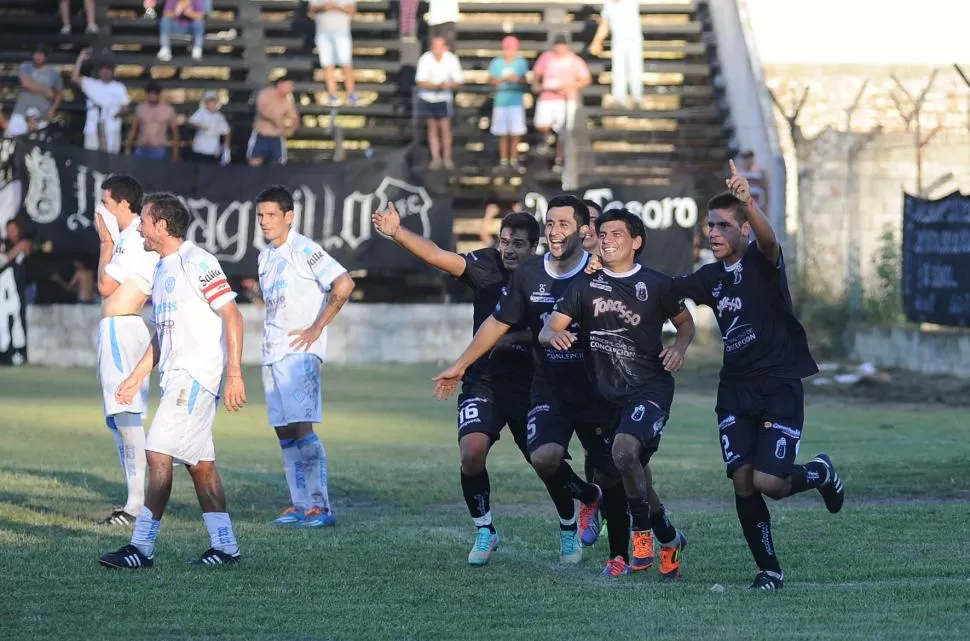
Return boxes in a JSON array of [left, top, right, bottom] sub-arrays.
[[490, 105, 527, 137], [534, 99, 577, 133], [262, 353, 322, 428], [97, 315, 151, 417], [316, 29, 352, 68], [146, 369, 217, 466], [84, 128, 123, 154]]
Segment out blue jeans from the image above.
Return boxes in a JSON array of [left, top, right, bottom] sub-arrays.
[[135, 146, 168, 161], [159, 17, 205, 49]]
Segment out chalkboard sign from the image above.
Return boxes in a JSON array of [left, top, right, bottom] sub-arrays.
[[902, 191, 970, 327]]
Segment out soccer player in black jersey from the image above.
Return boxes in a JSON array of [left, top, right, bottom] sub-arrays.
[[673, 161, 845, 590], [433, 195, 620, 565], [372, 203, 540, 565], [540, 209, 692, 578]]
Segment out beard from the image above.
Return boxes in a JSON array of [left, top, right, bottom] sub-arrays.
[[550, 231, 584, 261]]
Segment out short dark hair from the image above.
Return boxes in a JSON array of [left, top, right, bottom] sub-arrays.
[[145, 80, 161, 94], [499, 211, 541, 247], [597, 208, 646, 258], [274, 74, 291, 86], [102, 175, 144, 213], [583, 199, 603, 218], [256, 185, 295, 213], [146, 193, 190, 240], [546, 194, 589, 228], [707, 191, 747, 222]]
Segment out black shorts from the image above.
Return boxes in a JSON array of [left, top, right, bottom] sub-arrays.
[[715, 377, 804, 479], [417, 99, 452, 120], [611, 398, 668, 466], [457, 376, 531, 460]]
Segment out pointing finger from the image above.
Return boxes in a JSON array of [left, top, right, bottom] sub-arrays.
[[728, 158, 738, 176]]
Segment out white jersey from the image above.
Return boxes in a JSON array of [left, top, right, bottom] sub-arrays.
[[258, 229, 347, 365], [152, 241, 237, 395], [103, 216, 159, 294]]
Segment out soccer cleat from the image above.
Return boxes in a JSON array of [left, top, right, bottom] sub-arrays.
[[659, 531, 687, 580], [95, 509, 137, 527], [299, 506, 337, 528], [467, 527, 499, 566], [748, 570, 784, 590], [270, 507, 305, 527], [98, 544, 153, 570], [813, 453, 845, 514], [578, 484, 603, 547], [601, 556, 632, 577], [559, 528, 583, 564], [187, 547, 240, 566], [631, 530, 655, 571]]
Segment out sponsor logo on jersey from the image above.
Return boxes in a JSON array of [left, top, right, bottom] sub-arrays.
[[592, 297, 642, 326], [590, 276, 612, 292], [199, 268, 224, 286], [530, 288, 557, 303], [305, 247, 327, 268], [652, 416, 666, 436], [716, 296, 742, 317], [712, 281, 724, 298]]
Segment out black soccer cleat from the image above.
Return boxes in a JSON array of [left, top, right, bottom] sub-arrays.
[[187, 547, 241, 566], [95, 509, 137, 527], [99, 544, 153, 569], [813, 453, 845, 514], [748, 570, 784, 590]]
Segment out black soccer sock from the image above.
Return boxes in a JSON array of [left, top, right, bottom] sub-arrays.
[[460, 470, 494, 532], [559, 462, 600, 504], [601, 483, 630, 562], [650, 503, 678, 546], [540, 465, 578, 528], [788, 460, 829, 495], [628, 497, 652, 533], [735, 493, 781, 573], [583, 455, 595, 482]]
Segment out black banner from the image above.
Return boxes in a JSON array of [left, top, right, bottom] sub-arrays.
[[522, 179, 701, 277], [12, 139, 454, 275], [902, 191, 970, 327], [0, 253, 28, 365]]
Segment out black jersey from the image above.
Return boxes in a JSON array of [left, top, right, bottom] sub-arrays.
[[673, 241, 817, 380], [458, 247, 532, 389], [492, 251, 598, 405], [555, 265, 685, 406]]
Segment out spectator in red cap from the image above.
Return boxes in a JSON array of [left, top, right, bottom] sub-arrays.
[[487, 36, 530, 173]]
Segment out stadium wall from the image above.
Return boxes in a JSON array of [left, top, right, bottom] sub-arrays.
[[849, 326, 970, 380]]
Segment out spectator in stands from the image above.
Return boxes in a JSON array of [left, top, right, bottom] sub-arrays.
[[427, 0, 459, 51], [7, 45, 63, 138], [50, 259, 96, 303], [479, 201, 525, 245], [308, 0, 359, 107], [416, 36, 462, 170], [399, 0, 419, 40], [188, 91, 231, 164], [738, 149, 769, 211], [0, 108, 7, 133], [589, 0, 643, 109], [532, 35, 591, 173], [488, 36, 529, 173], [126, 81, 180, 161], [23, 108, 45, 135], [158, 0, 207, 62], [72, 49, 130, 154], [0, 219, 31, 271], [59, 0, 98, 35], [247, 77, 299, 167]]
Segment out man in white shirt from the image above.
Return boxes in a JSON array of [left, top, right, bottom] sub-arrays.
[[99, 194, 247, 569], [308, 0, 359, 107], [256, 186, 355, 528], [427, 0, 459, 51], [92, 176, 159, 526], [589, 0, 644, 108], [415, 36, 462, 170], [188, 91, 231, 163], [71, 49, 130, 154]]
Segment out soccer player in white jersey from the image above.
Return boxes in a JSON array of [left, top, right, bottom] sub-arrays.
[[256, 185, 355, 528], [98, 194, 247, 569], [93, 175, 159, 526]]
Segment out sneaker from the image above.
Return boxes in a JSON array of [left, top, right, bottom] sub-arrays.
[[443, 159, 455, 170], [191, 46, 202, 61], [299, 506, 337, 528], [631, 529, 654, 571], [429, 159, 443, 170], [749, 569, 784, 590], [552, 159, 564, 174], [813, 453, 845, 514], [559, 528, 582, 564], [187, 547, 240, 566], [157, 46, 172, 62], [659, 531, 687, 580], [270, 506, 305, 526], [96, 509, 137, 526], [601, 555, 632, 577], [578, 484, 602, 547], [99, 544, 153, 569], [467, 527, 499, 566], [347, 92, 360, 106], [325, 94, 341, 107], [60, 24, 71, 36], [86, 23, 99, 34], [144, 8, 157, 19]]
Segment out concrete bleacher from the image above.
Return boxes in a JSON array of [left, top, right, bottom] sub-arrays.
[[0, 0, 732, 266]]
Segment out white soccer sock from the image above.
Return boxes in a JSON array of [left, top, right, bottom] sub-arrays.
[[113, 413, 147, 515], [297, 433, 331, 513], [279, 439, 309, 511], [202, 512, 239, 556], [473, 511, 493, 529], [130, 506, 160, 558]]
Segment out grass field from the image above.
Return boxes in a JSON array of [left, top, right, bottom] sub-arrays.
[[1, 360, 969, 641]]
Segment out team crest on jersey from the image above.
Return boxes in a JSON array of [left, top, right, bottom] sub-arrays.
[[733, 263, 744, 285], [164, 277, 176, 294], [590, 275, 612, 292], [635, 281, 648, 301], [631, 404, 645, 421], [538, 283, 546, 294], [774, 437, 787, 460]]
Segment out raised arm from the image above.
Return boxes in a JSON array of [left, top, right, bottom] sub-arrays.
[[372, 202, 466, 278], [94, 213, 119, 297], [728, 158, 778, 265], [588, 19, 610, 56]]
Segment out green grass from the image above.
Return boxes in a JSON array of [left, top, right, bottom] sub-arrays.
[[1, 363, 969, 641]]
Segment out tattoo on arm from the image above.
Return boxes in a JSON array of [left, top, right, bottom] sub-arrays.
[[326, 291, 348, 312]]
